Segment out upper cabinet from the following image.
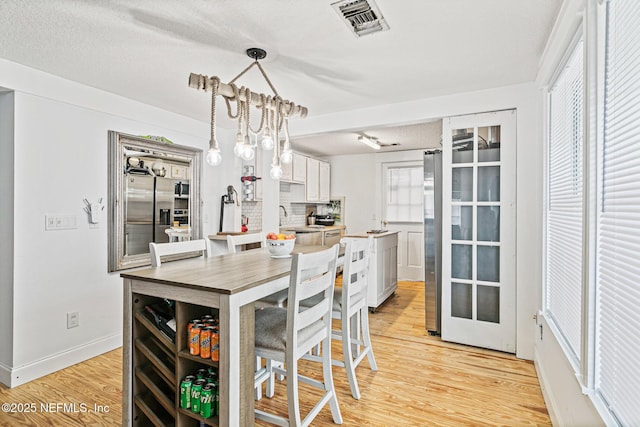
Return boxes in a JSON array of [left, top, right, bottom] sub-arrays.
[[319, 161, 330, 202], [282, 152, 307, 183], [281, 153, 331, 203], [292, 153, 307, 183], [305, 158, 330, 203], [306, 157, 320, 201]]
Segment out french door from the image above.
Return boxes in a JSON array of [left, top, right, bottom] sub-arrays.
[[441, 110, 516, 353]]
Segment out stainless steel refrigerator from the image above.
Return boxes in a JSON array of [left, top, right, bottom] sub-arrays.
[[424, 150, 442, 335], [124, 174, 174, 255]]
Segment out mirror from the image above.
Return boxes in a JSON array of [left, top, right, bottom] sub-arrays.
[[108, 131, 202, 271]]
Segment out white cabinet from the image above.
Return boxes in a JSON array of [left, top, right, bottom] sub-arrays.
[[319, 161, 330, 202], [281, 153, 306, 183], [306, 158, 320, 202], [281, 160, 293, 181], [292, 153, 307, 183], [349, 232, 398, 311]]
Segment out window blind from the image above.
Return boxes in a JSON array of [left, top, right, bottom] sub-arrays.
[[596, 0, 640, 424], [545, 37, 584, 362]]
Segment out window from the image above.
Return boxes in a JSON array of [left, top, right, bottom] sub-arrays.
[[595, 0, 640, 424], [385, 164, 422, 222], [545, 35, 585, 364]]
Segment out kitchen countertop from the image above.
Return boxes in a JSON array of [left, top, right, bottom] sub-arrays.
[[280, 225, 345, 233], [208, 231, 262, 240], [344, 230, 399, 238]]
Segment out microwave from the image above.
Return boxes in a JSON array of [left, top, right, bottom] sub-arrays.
[[174, 181, 189, 198]]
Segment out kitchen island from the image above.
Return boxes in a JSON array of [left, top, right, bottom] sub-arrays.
[[343, 231, 399, 311], [120, 245, 336, 426]]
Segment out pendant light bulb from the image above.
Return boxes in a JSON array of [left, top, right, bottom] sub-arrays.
[[234, 141, 244, 158], [241, 145, 255, 161], [262, 131, 274, 151], [206, 147, 222, 166], [281, 149, 293, 164], [270, 164, 283, 180]]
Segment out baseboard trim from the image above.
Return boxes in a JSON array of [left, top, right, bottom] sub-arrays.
[[534, 347, 560, 427], [5, 333, 122, 388], [0, 361, 11, 387]]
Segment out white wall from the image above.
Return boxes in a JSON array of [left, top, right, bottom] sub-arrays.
[[293, 82, 542, 361], [0, 91, 15, 384], [325, 153, 377, 233], [532, 0, 603, 425], [0, 59, 237, 387]]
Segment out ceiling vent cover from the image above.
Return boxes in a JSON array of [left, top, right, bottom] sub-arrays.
[[331, 0, 390, 37]]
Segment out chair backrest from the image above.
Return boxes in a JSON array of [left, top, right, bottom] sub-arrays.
[[226, 232, 266, 253], [287, 244, 340, 358], [341, 237, 373, 315], [149, 239, 211, 267]]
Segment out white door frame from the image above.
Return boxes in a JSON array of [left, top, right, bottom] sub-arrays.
[[381, 160, 425, 282]]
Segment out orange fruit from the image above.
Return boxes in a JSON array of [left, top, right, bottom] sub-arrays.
[[276, 233, 286, 240]]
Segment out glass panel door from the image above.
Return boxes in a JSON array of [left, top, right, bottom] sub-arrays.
[[442, 110, 516, 353]]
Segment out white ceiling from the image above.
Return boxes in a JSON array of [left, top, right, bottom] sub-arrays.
[[0, 0, 560, 155]]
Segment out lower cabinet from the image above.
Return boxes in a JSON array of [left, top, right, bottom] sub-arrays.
[[129, 293, 222, 427], [366, 233, 399, 311]]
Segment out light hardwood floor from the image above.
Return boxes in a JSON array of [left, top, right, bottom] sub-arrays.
[[0, 281, 550, 426]]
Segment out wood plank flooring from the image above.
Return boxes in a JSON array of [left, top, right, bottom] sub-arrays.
[[0, 281, 550, 426]]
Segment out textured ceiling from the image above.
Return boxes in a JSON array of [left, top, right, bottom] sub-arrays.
[[0, 0, 560, 155]]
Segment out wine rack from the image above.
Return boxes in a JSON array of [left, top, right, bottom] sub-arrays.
[[130, 294, 221, 427]]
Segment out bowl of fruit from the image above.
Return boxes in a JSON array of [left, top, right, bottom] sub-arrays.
[[265, 232, 296, 258]]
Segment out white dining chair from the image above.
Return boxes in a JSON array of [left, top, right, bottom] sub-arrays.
[[227, 232, 289, 401], [149, 239, 211, 267], [226, 231, 266, 253], [303, 236, 378, 400], [227, 233, 289, 309], [254, 244, 342, 426]]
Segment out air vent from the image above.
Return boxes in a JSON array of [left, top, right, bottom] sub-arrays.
[[331, 0, 390, 37]]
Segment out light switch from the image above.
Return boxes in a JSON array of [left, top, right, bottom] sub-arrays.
[[45, 214, 78, 231]]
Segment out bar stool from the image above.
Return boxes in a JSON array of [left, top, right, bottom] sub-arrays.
[[254, 244, 342, 426], [303, 236, 378, 400]]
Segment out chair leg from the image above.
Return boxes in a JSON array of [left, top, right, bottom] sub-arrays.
[[286, 357, 303, 426], [361, 306, 378, 371], [323, 335, 343, 423], [266, 359, 276, 398], [255, 356, 263, 400], [342, 313, 361, 400]]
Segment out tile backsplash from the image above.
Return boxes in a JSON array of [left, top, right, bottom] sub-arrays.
[[240, 201, 262, 231], [240, 183, 342, 230], [279, 182, 307, 227]]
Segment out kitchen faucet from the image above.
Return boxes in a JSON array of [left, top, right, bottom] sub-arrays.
[[279, 205, 288, 226]]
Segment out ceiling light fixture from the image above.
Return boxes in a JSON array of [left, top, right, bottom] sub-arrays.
[[358, 135, 381, 150], [188, 48, 308, 179]]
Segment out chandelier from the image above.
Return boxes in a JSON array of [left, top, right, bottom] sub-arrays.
[[188, 48, 308, 180]]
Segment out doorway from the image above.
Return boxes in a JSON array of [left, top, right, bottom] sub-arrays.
[[382, 160, 425, 281]]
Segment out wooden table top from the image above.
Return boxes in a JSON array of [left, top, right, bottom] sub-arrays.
[[121, 244, 340, 295]]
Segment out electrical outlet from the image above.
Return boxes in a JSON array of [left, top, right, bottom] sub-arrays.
[[67, 312, 79, 329]]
